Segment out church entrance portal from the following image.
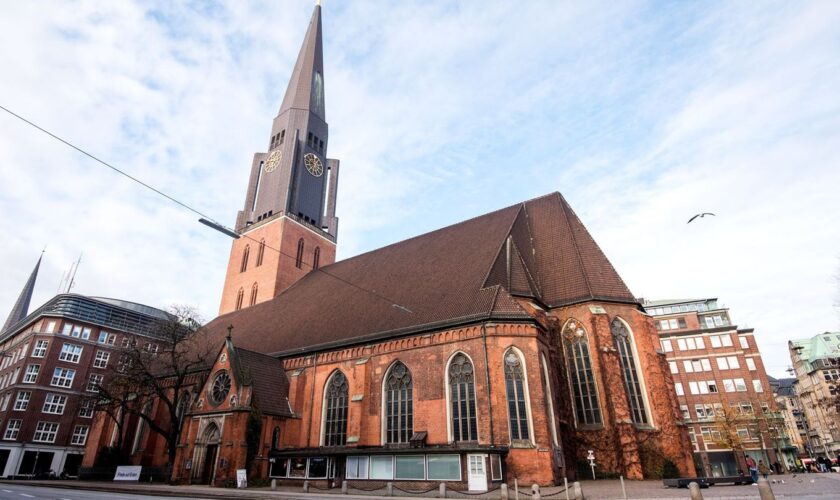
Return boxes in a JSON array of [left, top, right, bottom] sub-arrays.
[[194, 422, 221, 485]]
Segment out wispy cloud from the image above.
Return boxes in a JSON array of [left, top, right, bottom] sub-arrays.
[[1, 0, 838, 376]]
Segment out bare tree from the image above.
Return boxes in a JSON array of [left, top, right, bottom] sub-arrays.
[[93, 305, 214, 465]]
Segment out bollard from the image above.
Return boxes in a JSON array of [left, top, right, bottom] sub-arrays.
[[572, 481, 584, 500], [619, 476, 626, 500], [342, 480, 348, 494], [757, 478, 775, 500], [439, 482, 446, 498], [564, 478, 570, 500], [500, 483, 509, 500], [303, 480, 310, 493], [514, 478, 520, 500], [386, 481, 394, 496], [688, 482, 703, 500], [531, 484, 541, 500], [271, 478, 277, 491]]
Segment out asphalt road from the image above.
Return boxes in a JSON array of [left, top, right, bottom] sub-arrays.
[[0, 483, 214, 500]]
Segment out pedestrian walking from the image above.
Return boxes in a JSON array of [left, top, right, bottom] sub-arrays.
[[746, 455, 758, 484], [758, 460, 770, 479]]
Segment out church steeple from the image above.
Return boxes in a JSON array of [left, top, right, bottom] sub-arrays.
[[2, 253, 42, 333], [278, 3, 325, 121], [234, 2, 338, 237], [220, 3, 339, 316]]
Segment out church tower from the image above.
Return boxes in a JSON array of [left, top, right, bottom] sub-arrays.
[[219, 3, 339, 315]]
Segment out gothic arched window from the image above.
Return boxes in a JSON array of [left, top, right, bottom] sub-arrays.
[[313, 247, 321, 271], [562, 319, 602, 425], [235, 288, 244, 311], [176, 391, 192, 422], [611, 318, 648, 425], [323, 371, 348, 446], [249, 282, 258, 307], [240, 245, 250, 273], [384, 362, 413, 443], [448, 353, 477, 441], [295, 239, 305, 269], [504, 349, 530, 442], [256, 239, 266, 267]]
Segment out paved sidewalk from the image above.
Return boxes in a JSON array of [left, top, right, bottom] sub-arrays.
[[3, 474, 840, 499]]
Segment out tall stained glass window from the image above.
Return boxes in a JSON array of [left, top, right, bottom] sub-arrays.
[[448, 353, 477, 441], [611, 318, 648, 424], [324, 372, 348, 446], [563, 319, 602, 425], [504, 350, 530, 441], [385, 362, 413, 443]]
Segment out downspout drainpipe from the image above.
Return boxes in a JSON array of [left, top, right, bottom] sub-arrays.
[[306, 353, 318, 448], [482, 323, 495, 445]]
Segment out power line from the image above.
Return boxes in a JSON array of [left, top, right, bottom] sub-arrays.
[[0, 104, 412, 313]]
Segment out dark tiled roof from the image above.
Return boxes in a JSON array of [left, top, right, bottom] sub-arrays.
[[205, 192, 637, 356], [231, 344, 294, 417]]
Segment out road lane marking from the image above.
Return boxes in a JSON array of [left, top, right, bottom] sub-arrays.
[[2, 490, 12, 493], [19, 494, 34, 498]]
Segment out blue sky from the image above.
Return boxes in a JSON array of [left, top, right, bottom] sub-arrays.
[[1, 0, 839, 377]]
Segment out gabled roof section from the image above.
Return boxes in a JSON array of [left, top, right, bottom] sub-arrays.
[[278, 4, 325, 120], [221, 337, 293, 417], [2, 254, 42, 334], [524, 193, 635, 306], [203, 192, 637, 356]]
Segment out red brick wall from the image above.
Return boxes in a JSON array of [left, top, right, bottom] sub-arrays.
[[218, 216, 336, 315]]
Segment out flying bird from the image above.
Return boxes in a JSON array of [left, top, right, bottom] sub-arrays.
[[687, 212, 716, 224]]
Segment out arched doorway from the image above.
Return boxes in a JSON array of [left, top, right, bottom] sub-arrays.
[[194, 422, 221, 485]]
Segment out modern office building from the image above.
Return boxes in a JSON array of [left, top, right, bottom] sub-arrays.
[[645, 298, 793, 476], [0, 256, 171, 477], [788, 332, 840, 460]]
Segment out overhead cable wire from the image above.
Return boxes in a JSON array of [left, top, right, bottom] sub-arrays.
[[0, 104, 412, 313]]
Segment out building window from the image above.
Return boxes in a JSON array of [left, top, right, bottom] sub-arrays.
[[746, 358, 757, 371], [752, 380, 763, 392], [79, 400, 95, 418], [313, 246, 321, 271], [504, 349, 531, 442], [58, 343, 83, 363], [346, 456, 369, 479], [675, 383, 684, 396], [3, 420, 21, 440], [13, 391, 31, 411], [295, 239, 305, 269], [32, 422, 59, 443], [384, 362, 413, 443], [739, 336, 750, 349], [235, 288, 244, 311], [256, 239, 266, 267], [611, 319, 648, 425], [241, 245, 250, 273], [71, 425, 89, 446], [660, 339, 673, 352], [448, 353, 477, 442], [249, 282, 258, 307], [42, 393, 67, 414], [93, 350, 110, 369], [562, 319, 602, 425], [23, 364, 40, 384], [51, 367, 76, 388], [32, 340, 48, 358], [323, 371, 348, 446], [87, 374, 104, 392]]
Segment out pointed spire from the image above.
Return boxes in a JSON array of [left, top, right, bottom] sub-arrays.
[[278, 3, 325, 120], [2, 252, 43, 334]]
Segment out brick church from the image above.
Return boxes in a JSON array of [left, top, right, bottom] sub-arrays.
[[85, 3, 694, 489]]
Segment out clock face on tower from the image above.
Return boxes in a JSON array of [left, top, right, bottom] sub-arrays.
[[303, 153, 324, 177], [264, 150, 282, 173]]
